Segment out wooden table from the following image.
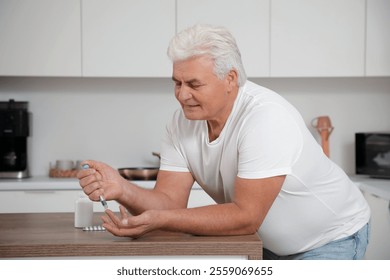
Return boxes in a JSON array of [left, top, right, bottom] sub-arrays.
[[0, 213, 262, 259]]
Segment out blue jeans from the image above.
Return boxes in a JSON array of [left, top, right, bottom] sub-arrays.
[[263, 222, 370, 260]]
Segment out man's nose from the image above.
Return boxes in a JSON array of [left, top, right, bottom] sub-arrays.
[[177, 86, 192, 100]]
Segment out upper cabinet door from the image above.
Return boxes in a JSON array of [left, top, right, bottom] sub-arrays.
[[0, 0, 81, 76], [270, 0, 365, 77], [177, 0, 270, 77], [366, 0, 390, 76], [82, 0, 175, 77]]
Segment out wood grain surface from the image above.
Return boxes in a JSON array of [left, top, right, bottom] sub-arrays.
[[0, 213, 262, 259]]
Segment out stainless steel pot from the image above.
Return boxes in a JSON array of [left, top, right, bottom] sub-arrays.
[[118, 167, 159, 181], [118, 152, 160, 180]]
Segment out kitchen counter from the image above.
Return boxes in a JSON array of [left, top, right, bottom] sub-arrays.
[[349, 175, 390, 200], [0, 177, 214, 213], [0, 213, 262, 260], [349, 175, 390, 260], [1, 175, 387, 213], [2, 175, 387, 194], [0, 176, 156, 191]]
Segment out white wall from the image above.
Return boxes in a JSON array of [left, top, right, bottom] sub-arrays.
[[0, 77, 389, 176]]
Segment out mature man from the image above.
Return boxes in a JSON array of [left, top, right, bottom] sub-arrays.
[[78, 24, 370, 260]]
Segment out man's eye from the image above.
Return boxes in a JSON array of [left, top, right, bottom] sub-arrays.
[[189, 84, 202, 89]]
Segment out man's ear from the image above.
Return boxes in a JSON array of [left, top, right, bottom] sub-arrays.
[[226, 69, 238, 92]]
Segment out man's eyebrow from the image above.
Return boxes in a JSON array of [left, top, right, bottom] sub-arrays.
[[186, 79, 202, 85], [171, 77, 202, 85]]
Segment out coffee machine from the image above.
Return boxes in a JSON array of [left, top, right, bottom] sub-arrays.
[[0, 99, 30, 178]]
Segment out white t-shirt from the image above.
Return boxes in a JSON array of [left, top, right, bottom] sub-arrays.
[[160, 80, 370, 255]]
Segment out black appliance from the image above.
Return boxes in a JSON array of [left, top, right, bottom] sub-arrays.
[[0, 99, 30, 178], [356, 133, 390, 179]]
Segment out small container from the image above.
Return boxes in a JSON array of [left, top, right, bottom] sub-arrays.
[[56, 160, 74, 171], [75, 160, 85, 170], [74, 195, 93, 228]]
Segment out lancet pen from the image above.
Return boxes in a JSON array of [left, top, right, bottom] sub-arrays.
[[82, 164, 108, 210]]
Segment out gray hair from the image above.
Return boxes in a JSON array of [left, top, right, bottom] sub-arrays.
[[167, 24, 247, 87]]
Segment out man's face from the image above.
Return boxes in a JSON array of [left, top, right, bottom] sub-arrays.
[[172, 56, 233, 122]]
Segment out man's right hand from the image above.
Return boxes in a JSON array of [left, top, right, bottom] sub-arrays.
[[77, 160, 126, 202]]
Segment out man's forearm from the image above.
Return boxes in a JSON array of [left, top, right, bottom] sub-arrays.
[[158, 203, 259, 236], [116, 182, 186, 215]]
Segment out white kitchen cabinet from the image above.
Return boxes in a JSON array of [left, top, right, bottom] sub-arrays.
[[350, 175, 390, 259], [0, 179, 215, 213], [0, 190, 84, 213], [82, 0, 175, 77], [366, 0, 390, 76], [0, 0, 81, 76], [188, 188, 216, 208], [177, 0, 270, 77], [270, 0, 365, 77], [362, 192, 390, 260]]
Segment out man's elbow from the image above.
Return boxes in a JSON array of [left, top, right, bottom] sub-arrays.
[[240, 217, 262, 235]]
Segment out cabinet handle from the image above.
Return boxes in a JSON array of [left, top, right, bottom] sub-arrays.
[[388, 201, 390, 215], [370, 193, 381, 199]]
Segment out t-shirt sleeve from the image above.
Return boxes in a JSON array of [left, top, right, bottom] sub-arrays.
[[159, 111, 190, 172], [237, 103, 303, 179]]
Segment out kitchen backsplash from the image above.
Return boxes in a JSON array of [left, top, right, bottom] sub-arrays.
[[0, 76, 389, 176]]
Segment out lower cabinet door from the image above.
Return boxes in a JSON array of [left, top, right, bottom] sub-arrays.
[[363, 192, 390, 260]]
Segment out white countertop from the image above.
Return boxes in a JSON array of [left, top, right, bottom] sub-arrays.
[[1, 175, 388, 200], [0, 176, 156, 191], [0, 176, 203, 191], [349, 175, 390, 200]]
